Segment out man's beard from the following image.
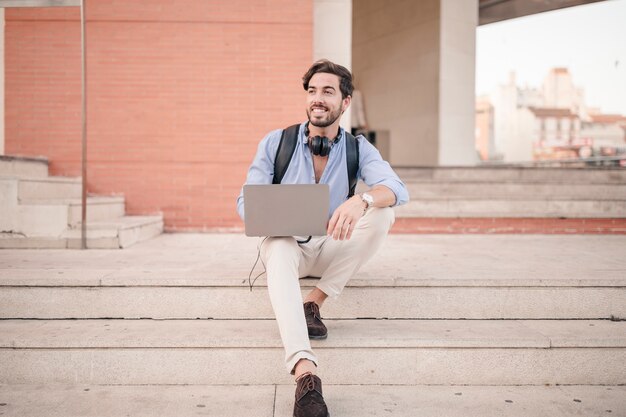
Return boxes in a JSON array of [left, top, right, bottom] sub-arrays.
[[306, 106, 342, 128]]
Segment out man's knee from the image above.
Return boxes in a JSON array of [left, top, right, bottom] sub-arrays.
[[361, 207, 395, 234]]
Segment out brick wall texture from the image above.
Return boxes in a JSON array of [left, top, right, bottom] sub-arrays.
[[5, 1, 312, 230]]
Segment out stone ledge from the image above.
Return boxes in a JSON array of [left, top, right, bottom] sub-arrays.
[[392, 217, 626, 234], [2, 268, 625, 287]]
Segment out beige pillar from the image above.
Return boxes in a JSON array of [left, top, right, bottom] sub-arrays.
[[313, 0, 353, 131], [352, 0, 478, 166]]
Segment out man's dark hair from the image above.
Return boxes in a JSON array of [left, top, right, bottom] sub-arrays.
[[302, 59, 354, 99]]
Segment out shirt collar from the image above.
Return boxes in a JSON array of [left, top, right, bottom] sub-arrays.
[[300, 122, 344, 144]]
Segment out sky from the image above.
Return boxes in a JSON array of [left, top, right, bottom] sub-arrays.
[[476, 0, 626, 115]]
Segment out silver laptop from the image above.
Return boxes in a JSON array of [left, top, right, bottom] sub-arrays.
[[243, 184, 329, 237]]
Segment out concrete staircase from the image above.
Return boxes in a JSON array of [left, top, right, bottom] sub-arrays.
[[392, 166, 626, 218], [0, 233, 625, 415], [0, 155, 163, 249]]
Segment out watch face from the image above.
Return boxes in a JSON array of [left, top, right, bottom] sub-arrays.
[[363, 193, 374, 205]]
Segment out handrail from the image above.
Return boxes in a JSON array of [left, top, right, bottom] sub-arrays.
[[0, 0, 79, 6], [80, 0, 86, 249]]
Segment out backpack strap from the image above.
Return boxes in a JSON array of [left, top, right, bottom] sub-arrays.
[[345, 132, 359, 198], [273, 124, 360, 199], [273, 124, 301, 184]]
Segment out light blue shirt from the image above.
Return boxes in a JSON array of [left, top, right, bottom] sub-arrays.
[[236, 122, 409, 221]]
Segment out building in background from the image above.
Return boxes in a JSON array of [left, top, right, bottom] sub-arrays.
[[529, 107, 584, 161], [582, 112, 626, 157], [478, 67, 626, 162], [542, 67, 588, 119], [475, 95, 495, 161]]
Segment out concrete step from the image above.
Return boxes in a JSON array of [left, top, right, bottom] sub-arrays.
[[0, 156, 162, 247], [0, 384, 623, 417], [0, 319, 624, 385], [64, 215, 164, 249], [0, 215, 163, 249], [1, 233, 624, 320], [1, 180, 124, 238], [0, 155, 48, 178], [394, 198, 626, 218], [1, 272, 623, 320], [395, 166, 626, 184], [2, 193, 126, 239], [12, 196, 126, 237], [21, 196, 126, 226], [405, 182, 626, 200], [15, 176, 82, 200]]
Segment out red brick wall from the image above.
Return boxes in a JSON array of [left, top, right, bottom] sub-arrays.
[[5, 1, 312, 230]]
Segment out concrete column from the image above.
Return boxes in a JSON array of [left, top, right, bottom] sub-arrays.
[[438, 0, 478, 165], [352, 0, 478, 166], [313, 0, 352, 130]]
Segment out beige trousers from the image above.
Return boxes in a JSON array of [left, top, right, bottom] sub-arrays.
[[260, 207, 395, 374]]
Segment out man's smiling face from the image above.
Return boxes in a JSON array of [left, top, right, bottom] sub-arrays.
[[306, 72, 350, 129]]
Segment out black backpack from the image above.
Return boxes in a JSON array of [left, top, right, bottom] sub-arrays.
[[272, 124, 360, 197]]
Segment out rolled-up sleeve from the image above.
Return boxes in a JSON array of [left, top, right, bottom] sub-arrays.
[[357, 137, 409, 207], [236, 130, 281, 220]]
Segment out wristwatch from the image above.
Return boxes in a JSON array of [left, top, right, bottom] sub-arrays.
[[360, 192, 374, 210]]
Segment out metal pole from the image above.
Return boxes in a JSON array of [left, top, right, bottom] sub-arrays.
[[80, 0, 87, 249]]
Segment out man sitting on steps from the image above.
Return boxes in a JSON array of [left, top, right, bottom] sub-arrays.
[[236, 59, 409, 417]]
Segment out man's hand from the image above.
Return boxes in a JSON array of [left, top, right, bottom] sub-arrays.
[[327, 195, 366, 240]]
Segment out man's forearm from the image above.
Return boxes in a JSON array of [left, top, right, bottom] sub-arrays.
[[364, 185, 396, 208]]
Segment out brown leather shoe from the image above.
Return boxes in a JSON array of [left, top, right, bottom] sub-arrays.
[[293, 373, 329, 417], [304, 301, 327, 340]]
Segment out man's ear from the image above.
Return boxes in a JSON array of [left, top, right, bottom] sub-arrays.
[[342, 95, 352, 113]]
